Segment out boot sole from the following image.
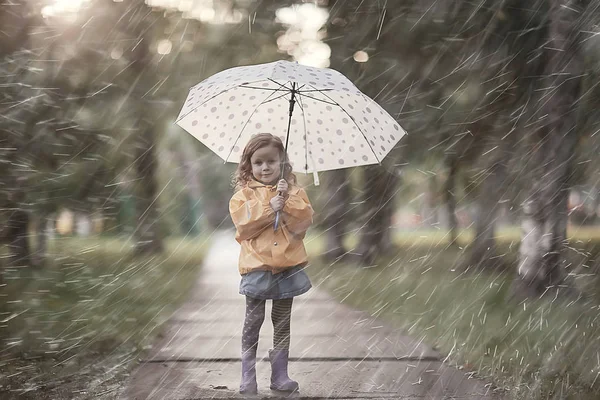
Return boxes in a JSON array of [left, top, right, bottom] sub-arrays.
[[269, 385, 299, 393]]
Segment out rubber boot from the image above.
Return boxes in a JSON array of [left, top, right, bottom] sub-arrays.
[[269, 349, 299, 392], [240, 350, 258, 394]]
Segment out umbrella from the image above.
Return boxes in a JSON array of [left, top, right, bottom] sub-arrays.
[[176, 60, 407, 228]]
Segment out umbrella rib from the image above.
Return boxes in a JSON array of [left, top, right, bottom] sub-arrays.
[[177, 83, 323, 123], [304, 85, 382, 164], [176, 80, 290, 123], [239, 85, 289, 91], [261, 92, 293, 104], [176, 84, 244, 123], [268, 78, 308, 93], [224, 85, 289, 163], [296, 92, 338, 106], [294, 97, 305, 113], [298, 88, 334, 93], [268, 78, 292, 91]]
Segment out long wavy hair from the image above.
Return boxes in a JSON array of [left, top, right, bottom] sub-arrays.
[[232, 133, 297, 191]]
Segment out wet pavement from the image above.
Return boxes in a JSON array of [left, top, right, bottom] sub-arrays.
[[121, 230, 503, 399]]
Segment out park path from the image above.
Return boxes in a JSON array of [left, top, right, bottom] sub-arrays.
[[121, 230, 503, 399]]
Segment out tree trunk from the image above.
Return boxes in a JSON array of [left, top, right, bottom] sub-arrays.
[[469, 107, 519, 270], [126, 4, 165, 256], [443, 155, 459, 245], [421, 175, 439, 227], [594, 188, 600, 224], [184, 160, 203, 236], [322, 169, 351, 261], [515, 0, 585, 298], [354, 165, 398, 265], [6, 204, 30, 267], [469, 156, 509, 269], [134, 121, 164, 256], [379, 172, 399, 253], [32, 212, 51, 268], [176, 147, 203, 236]]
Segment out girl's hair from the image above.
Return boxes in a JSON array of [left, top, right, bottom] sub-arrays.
[[232, 133, 297, 191]]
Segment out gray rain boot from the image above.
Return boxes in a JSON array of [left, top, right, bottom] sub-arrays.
[[240, 350, 258, 394], [269, 349, 299, 392]]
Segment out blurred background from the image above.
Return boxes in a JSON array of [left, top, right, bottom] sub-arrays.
[[2, 0, 600, 399]]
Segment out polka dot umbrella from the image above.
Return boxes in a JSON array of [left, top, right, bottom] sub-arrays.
[[176, 60, 407, 230], [176, 60, 407, 176]]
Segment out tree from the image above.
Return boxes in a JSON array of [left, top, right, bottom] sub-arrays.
[[97, 0, 167, 255], [323, 1, 408, 265], [324, 0, 491, 263], [320, 170, 352, 260], [515, 0, 588, 298], [457, 0, 542, 269], [0, 2, 42, 268]]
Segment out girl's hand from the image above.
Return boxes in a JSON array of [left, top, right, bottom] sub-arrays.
[[270, 194, 285, 212], [277, 179, 289, 198]]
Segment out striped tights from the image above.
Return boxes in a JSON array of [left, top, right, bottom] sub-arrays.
[[242, 296, 293, 354]]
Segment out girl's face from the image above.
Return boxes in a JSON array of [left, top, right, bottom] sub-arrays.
[[250, 144, 281, 185]]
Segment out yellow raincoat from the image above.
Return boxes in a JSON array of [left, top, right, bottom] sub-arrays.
[[229, 180, 314, 275]]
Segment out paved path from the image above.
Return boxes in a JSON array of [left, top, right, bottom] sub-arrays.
[[121, 230, 502, 399]]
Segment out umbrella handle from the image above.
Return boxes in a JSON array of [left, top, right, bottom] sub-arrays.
[[274, 210, 281, 231], [274, 190, 283, 231]]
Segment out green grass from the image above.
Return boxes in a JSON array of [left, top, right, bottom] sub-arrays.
[[0, 235, 209, 398], [305, 227, 600, 400]]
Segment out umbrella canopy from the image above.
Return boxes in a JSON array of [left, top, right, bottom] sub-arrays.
[[176, 60, 406, 174]]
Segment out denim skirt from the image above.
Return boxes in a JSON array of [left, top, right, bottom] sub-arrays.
[[239, 265, 312, 300]]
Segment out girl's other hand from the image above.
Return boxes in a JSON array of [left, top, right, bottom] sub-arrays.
[[270, 194, 285, 212], [277, 179, 289, 197]]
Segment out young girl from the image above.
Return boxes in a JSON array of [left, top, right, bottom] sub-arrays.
[[229, 133, 314, 395]]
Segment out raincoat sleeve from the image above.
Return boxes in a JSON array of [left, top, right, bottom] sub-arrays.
[[282, 188, 313, 237], [229, 189, 275, 241]]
